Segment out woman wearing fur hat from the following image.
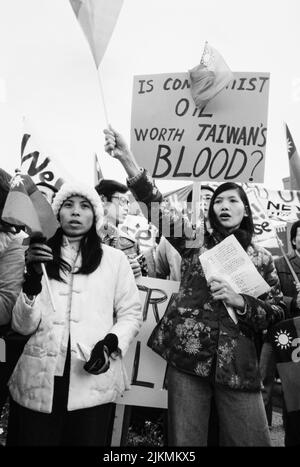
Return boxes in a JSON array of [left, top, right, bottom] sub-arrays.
[[6, 182, 142, 446], [0, 168, 25, 415]]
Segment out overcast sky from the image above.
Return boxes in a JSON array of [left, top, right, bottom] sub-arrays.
[[0, 0, 299, 192]]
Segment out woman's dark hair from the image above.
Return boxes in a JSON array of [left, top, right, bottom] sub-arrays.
[[46, 224, 103, 281], [208, 182, 254, 250], [290, 220, 300, 249]]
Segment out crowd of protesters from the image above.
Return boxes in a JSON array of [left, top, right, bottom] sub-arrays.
[[0, 126, 300, 446]]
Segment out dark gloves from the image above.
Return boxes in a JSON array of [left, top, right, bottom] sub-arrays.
[[84, 333, 119, 375], [22, 269, 43, 296], [23, 236, 51, 297]]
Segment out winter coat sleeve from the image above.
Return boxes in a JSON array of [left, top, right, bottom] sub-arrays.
[[128, 169, 201, 255], [155, 237, 171, 279], [11, 291, 41, 335], [238, 249, 286, 332], [0, 237, 25, 326], [110, 252, 142, 356], [274, 256, 300, 319]]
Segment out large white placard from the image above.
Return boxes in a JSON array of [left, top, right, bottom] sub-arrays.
[[131, 72, 270, 183]]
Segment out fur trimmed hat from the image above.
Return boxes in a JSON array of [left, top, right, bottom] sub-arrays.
[[52, 182, 104, 234]]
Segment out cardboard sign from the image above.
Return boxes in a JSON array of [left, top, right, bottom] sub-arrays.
[[251, 186, 300, 223], [131, 72, 270, 183], [116, 276, 180, 408], [20, 130, 70, 192]]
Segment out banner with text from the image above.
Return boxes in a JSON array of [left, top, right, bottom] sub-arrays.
[[116, 276, 180, 408], [131, 72, 270, 183]]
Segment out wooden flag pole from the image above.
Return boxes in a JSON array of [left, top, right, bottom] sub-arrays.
[[190, 182, 205, 246], [97, 69, 110, 127], [97, 68, 115, 158], [191, 182, 201, 227], [275, 233, 299, 284], [41, 263, 56, 312]]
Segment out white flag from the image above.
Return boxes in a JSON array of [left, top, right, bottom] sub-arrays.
[[69, 0, 124, 68]]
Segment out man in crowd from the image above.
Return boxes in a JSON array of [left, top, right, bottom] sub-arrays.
[[95, 179, 147, 278]]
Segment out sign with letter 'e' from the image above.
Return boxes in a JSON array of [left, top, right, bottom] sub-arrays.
[[131, 72, 270, 183]]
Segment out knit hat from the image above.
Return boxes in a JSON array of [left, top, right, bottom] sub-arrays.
[[52, 182, 104, 234], [0, 168, 12, 218], [189, 42, 233, 109]]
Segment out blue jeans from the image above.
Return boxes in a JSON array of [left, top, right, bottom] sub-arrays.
[[167, 365, 271, 446]]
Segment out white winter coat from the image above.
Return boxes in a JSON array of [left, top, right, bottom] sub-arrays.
[[9, 244, 142, 413], [0, 231, 25, 326]]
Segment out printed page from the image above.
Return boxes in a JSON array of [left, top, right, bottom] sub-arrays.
[[199, 234, 270, 298]]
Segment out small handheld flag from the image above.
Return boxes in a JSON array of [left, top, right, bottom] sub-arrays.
[[94, 153, 104, 185], [285, 123, 300, 190], [1, 172, 59, 239], [189, 42, 233, 109]]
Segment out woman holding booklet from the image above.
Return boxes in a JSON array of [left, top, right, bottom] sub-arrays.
[[104, 126, 286, 447]]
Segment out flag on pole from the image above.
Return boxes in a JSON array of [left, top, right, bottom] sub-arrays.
[[94, 153, 104, 185], [1, 173, 59, 239], [270, 317, 300, 413], [189, 42, 233, 109], [69, 0, 124, 68], [285, 123, 300, 190]]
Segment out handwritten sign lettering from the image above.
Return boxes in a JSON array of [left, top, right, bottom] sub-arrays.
[[131, 72, 270, 183], [116, 277, 179, 408]]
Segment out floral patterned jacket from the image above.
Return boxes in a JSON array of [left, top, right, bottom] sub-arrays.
[[128, 170, 286, 392]]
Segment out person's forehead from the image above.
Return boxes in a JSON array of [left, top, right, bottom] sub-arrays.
[[296, 227, 300, 236], [201, 188, 213, 197], [215, 189, 241, 199], [113, 191, 129, 199], [64, 195, 90, 203]]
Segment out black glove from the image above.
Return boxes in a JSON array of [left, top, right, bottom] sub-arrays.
[[22, 269, 43, 296], [23, 236, 47, 296], [84, 333, 118, 375]]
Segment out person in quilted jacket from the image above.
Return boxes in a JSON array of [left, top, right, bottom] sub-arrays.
[[103, 127, 286, 447], [6, 182, 142, 446], [0, 168, 25, 417]]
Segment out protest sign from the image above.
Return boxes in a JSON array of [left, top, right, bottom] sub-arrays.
[[244, 183, 300, 221], [20, 123, 71, 192], [247, 189, 276, 242], [260, 188, 300, 223], [116, 276, 179, 408], [131, 72, 270, 183]]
